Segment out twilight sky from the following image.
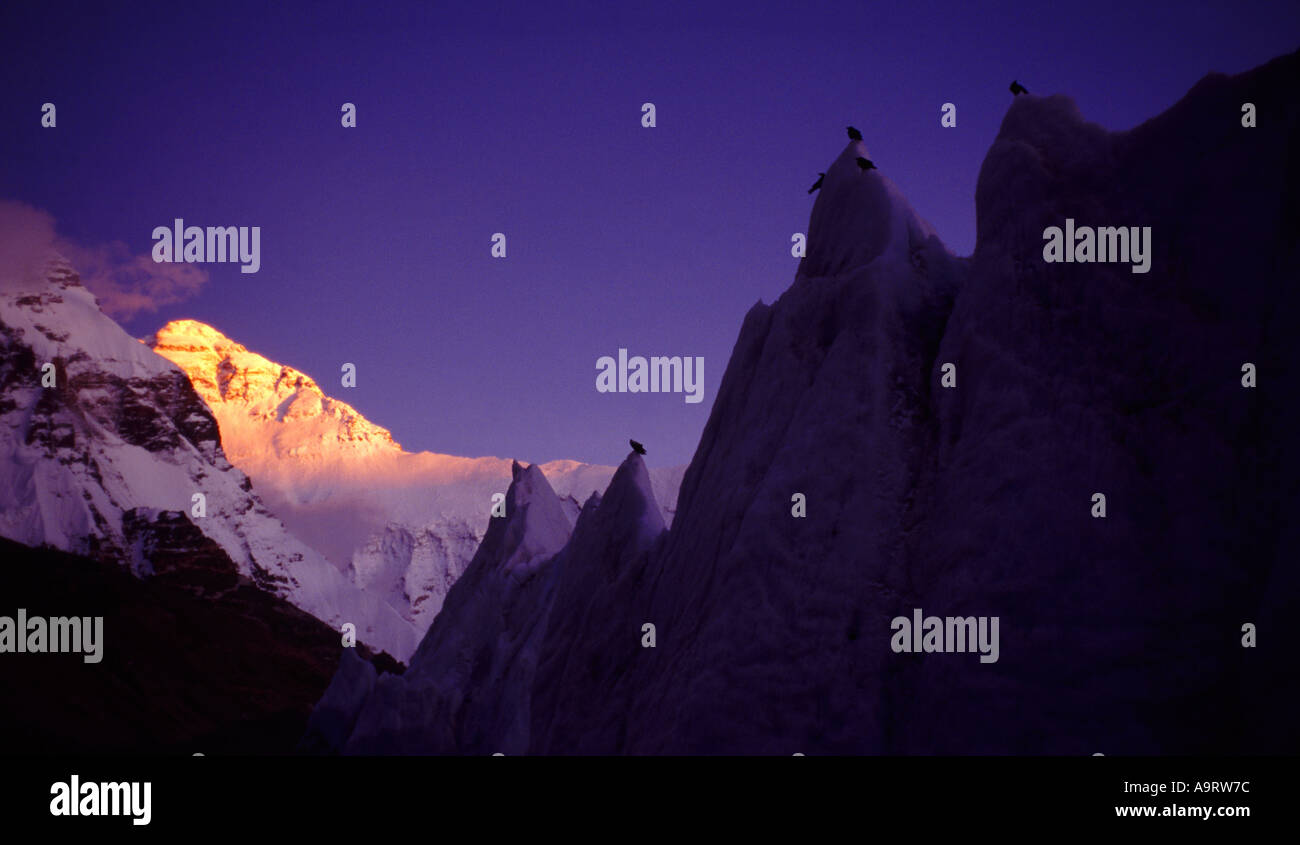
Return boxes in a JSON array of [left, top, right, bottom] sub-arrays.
[[2, 0, 1296, 467]]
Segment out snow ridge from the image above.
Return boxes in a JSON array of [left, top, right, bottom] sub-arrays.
[[0, 260, 418, 659], [147, 318, 684, 635]]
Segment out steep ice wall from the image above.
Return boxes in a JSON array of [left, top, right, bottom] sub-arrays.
[[340, 453, 669, 754], [343, 461, 576, 753], [318, 50, 1299, 754], [614, 52, 1299, 754], [584, 142, 963, 754], [899, 54, 1300, 753]]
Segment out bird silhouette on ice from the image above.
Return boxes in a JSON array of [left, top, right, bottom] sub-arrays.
[[1010, 80, 1028, 96], [847, 126, 863, 141], [856, 156, 876, 172], [629, 439, 646, 455]]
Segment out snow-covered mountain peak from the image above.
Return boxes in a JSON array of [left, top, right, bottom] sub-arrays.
[[143, 317, 684, 637], [974, 94, 1112, 254], [491, 461, 572, 574], [598, 451, 665, 543], [2, 258, 170, 381], [554, 451, 666, 576], [996, 93, 1095, 153], [803, 141, 941, 280], [0, 265, 419, 660], [37, 254, 84, 291], [148, 319, 401, 467]]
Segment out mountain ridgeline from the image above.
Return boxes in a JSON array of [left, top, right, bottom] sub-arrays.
[[146, 319, 683, 640], [313, 51, 1300, 754], [0, 263, 422, 660]]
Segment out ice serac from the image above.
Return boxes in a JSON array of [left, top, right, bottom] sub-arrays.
[[322, 126, 962, 755], [147, 320, 684, 635], [899, 52, 1300, 753], [0, 260, 418, 660], [335, 452, 670, 754], [624, 53, 1296, 754], [316, 50, 1298, 754], [298, 649, 380, 754], [342, 460, 576, 754], [484, 460, 576, 576], [803, 138, 943, 281], [580, 137, 963, 754], [604, 54, 1297, 755], [526, 451, 667, 752]]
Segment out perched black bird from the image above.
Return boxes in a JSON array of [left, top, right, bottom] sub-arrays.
[[1009, 80, 1028, 96], [808, 172, 825, 194], [629, 439, 646, 455], [847, 126, 863, 141], [856, 156, 876, 172]]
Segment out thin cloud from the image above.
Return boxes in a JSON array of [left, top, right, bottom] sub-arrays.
[[0, 199, 59, 291], [0, 199, 208, 320], [58, 239, 208, 321]]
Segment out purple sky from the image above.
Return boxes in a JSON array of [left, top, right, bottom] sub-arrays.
[[2, 0, 1297, 467]]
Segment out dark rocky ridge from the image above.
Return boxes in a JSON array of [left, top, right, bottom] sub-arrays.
[[0, 536, 398, 754]]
